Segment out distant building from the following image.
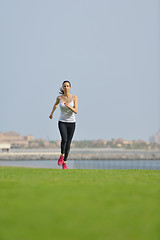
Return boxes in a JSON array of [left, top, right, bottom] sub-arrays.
[[0, 131, 34, 146], [149, 129, 160, 144], [0, 143, 11, 152]]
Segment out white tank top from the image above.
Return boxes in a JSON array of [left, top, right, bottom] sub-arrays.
[[59, 100, 76, 123]]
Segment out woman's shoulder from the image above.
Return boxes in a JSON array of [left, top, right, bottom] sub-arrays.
[[72, 95, 77, 100], [56, 96, 61, 102]]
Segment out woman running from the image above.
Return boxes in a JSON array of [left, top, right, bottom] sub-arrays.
[[49, 80, 78, 169]]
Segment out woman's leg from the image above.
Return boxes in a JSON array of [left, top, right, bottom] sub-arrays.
[[58, 121, 67, 155], [64, 122, 76, 162]]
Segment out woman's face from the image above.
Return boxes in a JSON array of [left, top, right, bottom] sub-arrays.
[[63, 82, 71, 93]]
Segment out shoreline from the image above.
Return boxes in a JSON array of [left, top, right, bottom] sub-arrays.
[[0, 151, 160, 160]]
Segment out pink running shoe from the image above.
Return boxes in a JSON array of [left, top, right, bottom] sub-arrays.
[[62, 162, 68, 169], [58, 155, 64, 166]]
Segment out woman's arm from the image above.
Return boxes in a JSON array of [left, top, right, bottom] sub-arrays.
[[49, 96, 60, 119], [64, 95, 78, 114]]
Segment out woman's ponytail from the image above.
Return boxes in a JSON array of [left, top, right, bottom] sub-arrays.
[[59, 87, 64, 95]]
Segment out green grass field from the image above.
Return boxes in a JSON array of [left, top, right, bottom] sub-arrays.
[[0, 167, 160, 240]]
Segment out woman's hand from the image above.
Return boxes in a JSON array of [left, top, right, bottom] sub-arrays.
[[64, 96, 78, 114], [64, 103, 69, 108], [49, 114, 53, 119]]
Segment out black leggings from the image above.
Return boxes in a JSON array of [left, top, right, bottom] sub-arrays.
[[58, 121, 76, 161]]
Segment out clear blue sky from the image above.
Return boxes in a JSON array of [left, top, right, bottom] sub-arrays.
[[0, 0, 160, 141]]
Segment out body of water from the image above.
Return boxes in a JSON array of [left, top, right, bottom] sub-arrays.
[[0, 159, 160, 170]]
